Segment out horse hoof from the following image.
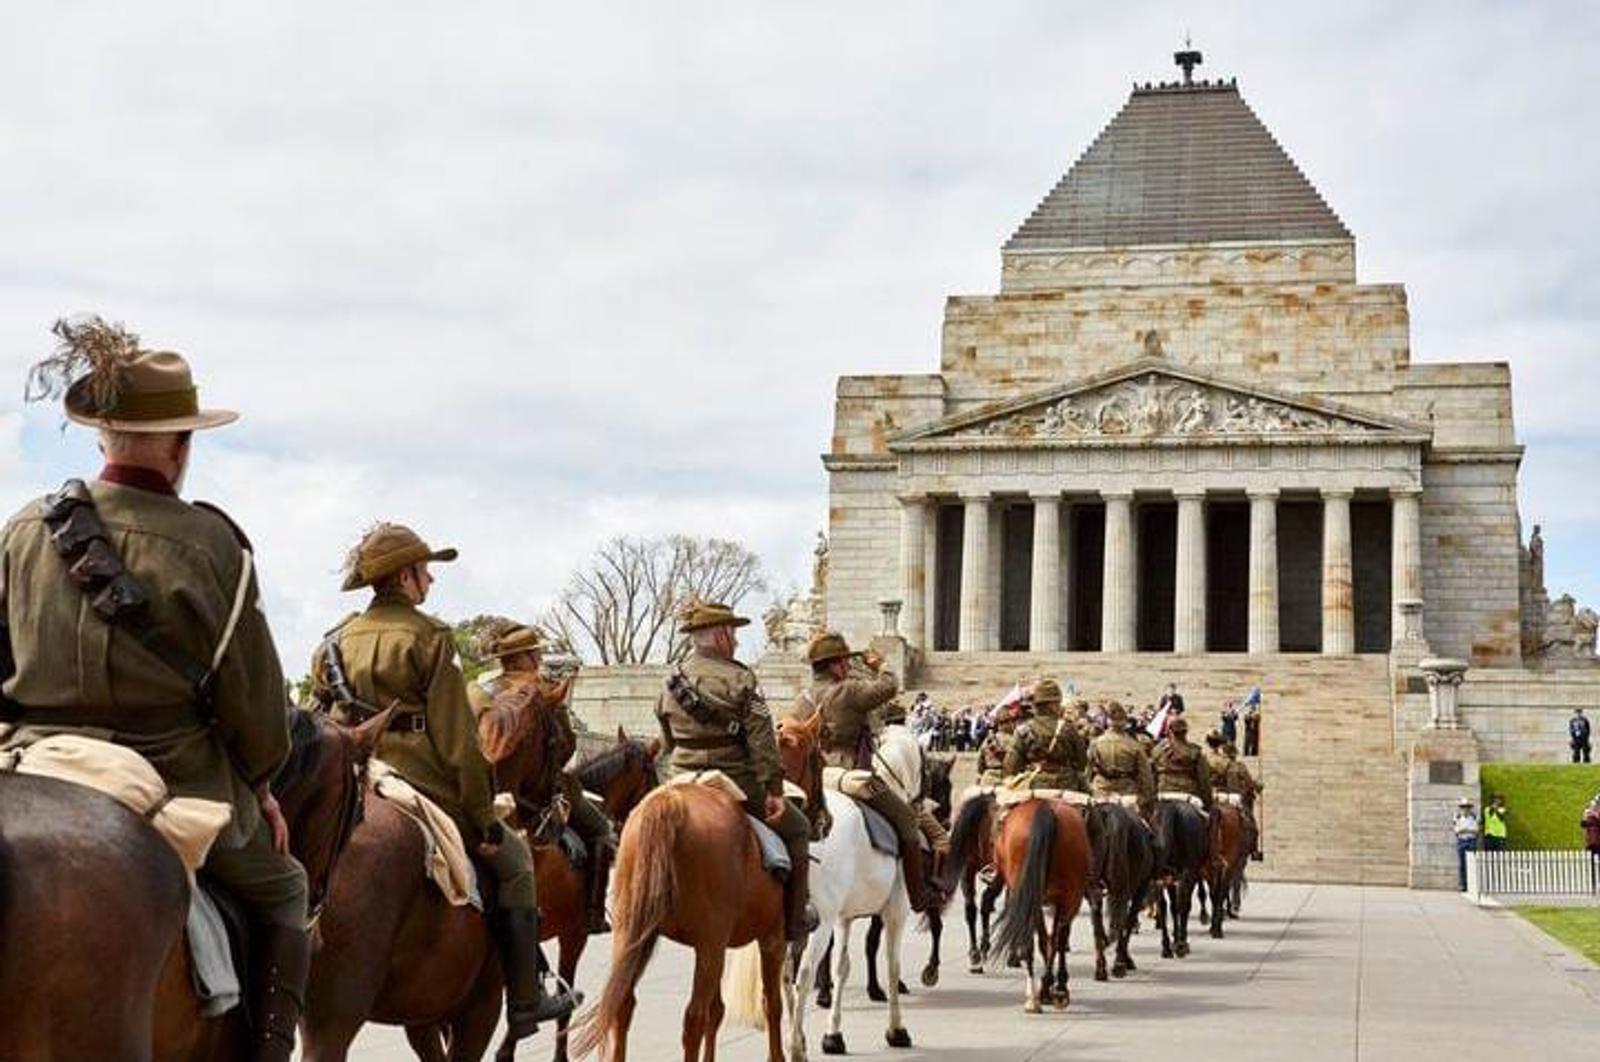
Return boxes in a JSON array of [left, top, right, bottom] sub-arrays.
[[1006, 955, 1022, 969], [1124, 957, 1137, 972], [822, 1033, 847, 1055], [1112, 965, 1128, 979], [867, 985, 887, 1003], [898, 980, 910, 994], [969, 963, 983, 975], [1161, 945, 1174, 959], [1094, 968, 1108, 983], [1054, 992, 1070, 1011], [1210, 928, 1224, 940], [1175, 942, 1190, 958], [1024, 999, 1042, 1015], [816, 990, 832, 1010], [921, 965, 939, 988], [886, 1028, 913, 1049]]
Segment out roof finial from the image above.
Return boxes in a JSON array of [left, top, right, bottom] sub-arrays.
[[1174, 33, 1202, 86]]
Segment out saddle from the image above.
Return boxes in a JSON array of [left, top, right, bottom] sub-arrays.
[[1158, 791, 1206, 810], [662, 771, 791, 877]]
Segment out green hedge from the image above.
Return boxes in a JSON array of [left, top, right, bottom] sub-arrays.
[[1478, 763, 1600, 850]]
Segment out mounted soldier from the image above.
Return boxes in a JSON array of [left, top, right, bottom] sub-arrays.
[[1002, 678, 1087, 791], [0, 318, 309, 1061], [1152, 717, 1213, 810], [310, 524, 575, 1035], [975, 703, 1023, 786], [795, 631, 941, 912], [1206, 731, 1262, 857], [654, 600, 815, 941], [1087, 703, 1156, 815], [470, 620, 618, 934]]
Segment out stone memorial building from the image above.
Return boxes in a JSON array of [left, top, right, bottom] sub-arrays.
[[811, 54, 1598, 887]]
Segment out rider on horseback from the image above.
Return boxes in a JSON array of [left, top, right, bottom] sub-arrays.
[[797, 631, 943, 913], [655, 600, 816, 942], [0, 322, 310, 1062], [976, 704, 1023, 786], [312, 524, 576, 1036], [1002, 679, 1087, 791], [1087, 704, 1156, 816], [1152, 717, 1213, 810], [470, 620, 619, 935], [1206, 732, 1262, 858]]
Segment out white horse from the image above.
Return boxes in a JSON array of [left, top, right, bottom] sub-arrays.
[[726, 724, 923, 1062]]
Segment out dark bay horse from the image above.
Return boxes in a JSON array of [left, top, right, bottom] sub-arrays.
[[983, 798, 1092, 1013], [1150, 800, 1210, 960], [940, 792, 1004, 974], [1085, 801, 1156, 981], [570, 723, 822, 1062], [0, 708, 385, 1062]]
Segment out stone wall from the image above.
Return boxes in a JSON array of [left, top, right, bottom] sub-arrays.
[[1451, 669, 1600, 763], [1420, 457, 1523, 665], [825, 466, 900, 650], [570, 655, 812, 738], [999, 240, 1357, 292]]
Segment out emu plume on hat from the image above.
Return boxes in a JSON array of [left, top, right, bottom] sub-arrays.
[[27, 316, 237, 433]]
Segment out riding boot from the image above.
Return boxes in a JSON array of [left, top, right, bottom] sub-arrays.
[[783, 839, 818, 942], [900, 848, 934, 914], [497, 909, 580, 1036], [585, 833, 616, 935], [250, 923, 310, 1062]]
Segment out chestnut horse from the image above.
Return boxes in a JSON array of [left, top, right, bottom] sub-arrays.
[[1203, 803, 1249, 939], [0, 707, 385, 1062], [977, 797, 1092, 1014], [940, 791, 1004, 974], [407, 708, 661, 1062], [570, 723, 821, 1062]]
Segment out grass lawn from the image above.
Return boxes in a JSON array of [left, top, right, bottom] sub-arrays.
[[1479, 763, 1600, 849], [1518, 906, 1600, 966]]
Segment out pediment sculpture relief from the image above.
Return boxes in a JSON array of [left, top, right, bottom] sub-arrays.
[[965, 374, 1370, 440]]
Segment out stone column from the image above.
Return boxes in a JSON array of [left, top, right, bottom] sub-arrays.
[[1247, 489, 1280, 655], [897, 495, 928, 651], [1173, 490, 1207, 653], [1391, 488, 1423, 647], [958, 494, 990, 652], [1321, 488, 1355, 654], [1030, 493, 1062, 652], [1101, 491, 1136, 653]]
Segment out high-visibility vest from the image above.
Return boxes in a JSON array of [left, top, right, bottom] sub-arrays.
[[1484, 808, 1508, 839]]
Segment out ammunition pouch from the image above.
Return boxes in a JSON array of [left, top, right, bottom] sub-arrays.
[[665, 669, 746, 746]]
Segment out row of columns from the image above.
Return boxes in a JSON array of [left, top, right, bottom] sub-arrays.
[[899, 486, 1424, 655]]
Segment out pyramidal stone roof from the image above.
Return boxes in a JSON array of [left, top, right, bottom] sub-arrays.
[[1006, 81, 1351, 252]]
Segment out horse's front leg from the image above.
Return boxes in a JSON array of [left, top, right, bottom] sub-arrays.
[[963, 870, 982, 972], [821, 921, 851, 1056], [921, 908, 942, 988], [788, 924, 825, 1062], [813, 935, 833, 1010], [882, 902, 911, 1049]]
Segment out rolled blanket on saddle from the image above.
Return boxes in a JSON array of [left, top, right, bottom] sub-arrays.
[[661, 771, 792, 874], [368, 759, 482, 909]]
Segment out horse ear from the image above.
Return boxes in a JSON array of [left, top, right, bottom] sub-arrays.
[[348, 701, 400, 763]]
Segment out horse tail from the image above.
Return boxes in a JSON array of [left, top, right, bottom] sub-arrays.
[[988, 803, 1057, 968], [570, 788, 683, 1059], [721, 942, 767, 1030], [939, 792, 994, 893]]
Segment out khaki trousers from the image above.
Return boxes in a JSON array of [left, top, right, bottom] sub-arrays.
[[205, 817, 310, 929]]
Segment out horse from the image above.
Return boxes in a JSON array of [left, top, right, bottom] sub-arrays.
[[1203, 803, 1249, 939], [982, 798, 1092, 1014], [405, 704, 662, 1062], [816, 749, 953, 1008], [568, 723, 821, 1062], [1085, 801, 1156, 981], [0, 707, 387, 1062], [304, 679, 584, 1062], [1149, 799, 1211, 959], [940, 790, 1004, 973], [767, 718, 917, 1060]]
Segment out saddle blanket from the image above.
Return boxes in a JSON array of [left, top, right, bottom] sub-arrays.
[[665, 768, 747, 803], [1158, 792, 1206, 810], [1216, 792, 1245, 807], [996, 787, 1090, 809], [369, 759, 482, 909], [858, 803, 900, 858]]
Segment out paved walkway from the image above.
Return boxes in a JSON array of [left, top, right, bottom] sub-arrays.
[[334, 884, 1599, 1061]]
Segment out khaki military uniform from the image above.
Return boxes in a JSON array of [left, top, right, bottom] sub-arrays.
[[470, 670, 613, 843], [975, 728, 1014, 785], [1003, 707, 1087, 791], [1152, 736, 1213, 808], [313, 592, 536, 910], [0, 480, 307, 926], [1088, 729, 1156, 810]]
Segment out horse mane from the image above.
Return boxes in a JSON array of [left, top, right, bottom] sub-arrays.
[[576, 740, 650, 791], [273, 708, 325, 798]]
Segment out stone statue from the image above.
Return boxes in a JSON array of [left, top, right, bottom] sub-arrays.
[[1173, 388, 1211, 434], [1142, 329, 1165, 358], [1530, 524, 1545, 592], [812, 531, 830, 597]]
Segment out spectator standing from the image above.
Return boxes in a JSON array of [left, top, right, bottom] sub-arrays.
[[1453, 797, 1480, 891], [1158, 682, 1185, 716], [1570, 707, 1593, 764], [1220, 701, 1239, 746], [1242, 689, 1262, 757], [1482, 795, 1508, 852]]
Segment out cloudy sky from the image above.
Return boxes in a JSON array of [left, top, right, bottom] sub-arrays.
[[1, 2, 1595, 668]]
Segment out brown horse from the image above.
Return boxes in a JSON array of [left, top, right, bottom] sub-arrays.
[[1203, 803, 1249, 939], [1150, 799, 1211, 960], [570, 725, 820, 1062], [1085, 801, 1156, 981], [0, 707, 385, 1062], [980, 798, 1092, 1014], [407, 708, 661, 1062], [939, 792, 1003, 974]]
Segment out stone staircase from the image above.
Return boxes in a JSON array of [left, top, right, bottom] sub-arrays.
[[911, 652, 1408, 885]]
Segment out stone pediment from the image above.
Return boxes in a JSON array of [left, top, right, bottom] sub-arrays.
[[890, 360, 1430, 450]]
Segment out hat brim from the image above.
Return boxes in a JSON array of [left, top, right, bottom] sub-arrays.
[[680, 615, 751, 633], [66, 407, 239, 433], [340, 543, 459, 591]]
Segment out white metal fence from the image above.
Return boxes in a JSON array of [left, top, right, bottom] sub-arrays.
[[1466, 849, 1600, 903]]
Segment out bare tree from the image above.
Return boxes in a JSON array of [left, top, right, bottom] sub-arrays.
[[545, 535, 767, 664]]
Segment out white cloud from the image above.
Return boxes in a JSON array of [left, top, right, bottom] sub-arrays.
[[1, 2, 1596, 661]]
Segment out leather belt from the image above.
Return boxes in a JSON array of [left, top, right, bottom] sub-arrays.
[[675, 734, 741, 750]]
